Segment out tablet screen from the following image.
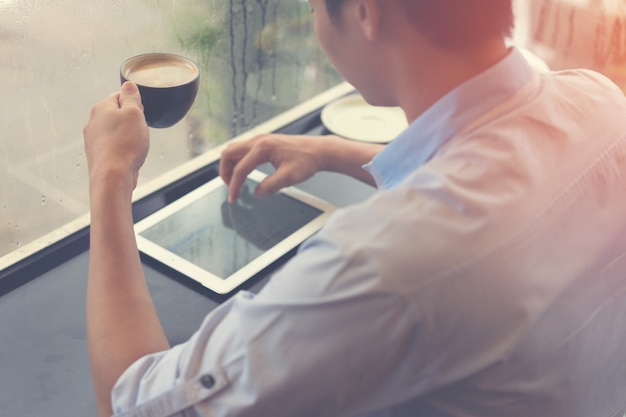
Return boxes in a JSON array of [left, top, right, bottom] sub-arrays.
[[134, 170, 335, 294]]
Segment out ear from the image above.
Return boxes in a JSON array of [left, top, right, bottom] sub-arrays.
[[353, 0, 381, 41]]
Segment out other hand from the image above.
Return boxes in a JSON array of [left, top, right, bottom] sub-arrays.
[[220, 133, 327, 203]]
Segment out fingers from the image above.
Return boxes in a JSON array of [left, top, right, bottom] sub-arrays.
[[255, 165, 298, 198], [87, 82, 140, 123], [220, 140, 252, 186], [225, 140, 271, 203], [119, 81, 143, 110]]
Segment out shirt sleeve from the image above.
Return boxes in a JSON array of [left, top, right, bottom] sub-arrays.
[[110, 215, 426, 417]]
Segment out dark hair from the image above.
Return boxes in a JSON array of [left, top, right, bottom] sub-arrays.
[[323, 0, 514, 50]]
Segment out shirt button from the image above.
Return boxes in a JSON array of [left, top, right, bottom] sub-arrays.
[[200, 374, 215, 389]]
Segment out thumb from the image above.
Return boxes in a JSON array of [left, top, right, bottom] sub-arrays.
[[255, 171, 289, 198], [119, 81, 143, 109]]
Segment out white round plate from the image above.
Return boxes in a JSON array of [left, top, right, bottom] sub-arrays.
[[321, 94, 407, 143]]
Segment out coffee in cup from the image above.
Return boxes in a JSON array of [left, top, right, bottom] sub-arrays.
[[120, 53, 200, 128]]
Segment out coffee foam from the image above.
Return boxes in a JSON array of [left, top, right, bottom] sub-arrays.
[[124, 56, 198, 88]]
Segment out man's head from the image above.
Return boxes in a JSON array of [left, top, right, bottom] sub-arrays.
[[322, 0, 514, 50], [312, 0, 513, 114]]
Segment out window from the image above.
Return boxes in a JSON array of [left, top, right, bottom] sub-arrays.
[[0, 0, 342, 264], [1, 0, 625, 269], [517, 0, 626, 90]]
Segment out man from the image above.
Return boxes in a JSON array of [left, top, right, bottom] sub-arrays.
[[83, 0, 626, 416]]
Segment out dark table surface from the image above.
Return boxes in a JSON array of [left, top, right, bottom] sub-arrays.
[[0, 145, 376, 417]]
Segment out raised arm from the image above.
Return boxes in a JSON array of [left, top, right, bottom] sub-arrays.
[[84, 82, 170, 417], [220, 133, 383, 203]]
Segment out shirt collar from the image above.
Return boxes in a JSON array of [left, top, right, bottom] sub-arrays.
[[364, 47, 537, 190]]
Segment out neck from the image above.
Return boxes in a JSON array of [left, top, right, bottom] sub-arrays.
[[392, 38, 509, 123]]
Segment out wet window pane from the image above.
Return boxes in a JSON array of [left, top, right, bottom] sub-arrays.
[[0, 0, 342, 260]]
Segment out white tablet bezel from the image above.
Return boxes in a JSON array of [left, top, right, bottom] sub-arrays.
[[134, 170, 336, 294]]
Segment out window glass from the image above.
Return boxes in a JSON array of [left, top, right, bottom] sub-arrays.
[[0, 0, 342, 260], [517, 0, 626, 91], [3, 0, 625, 264]]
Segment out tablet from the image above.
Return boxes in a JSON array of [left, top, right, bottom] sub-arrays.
[[134, 170, 336, 294]]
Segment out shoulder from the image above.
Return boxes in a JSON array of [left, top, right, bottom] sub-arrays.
[[541, 68, 626, 111], [549, 67, 623, 88]]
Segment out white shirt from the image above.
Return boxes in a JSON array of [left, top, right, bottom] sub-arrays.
[[112, 48, 626, 417]]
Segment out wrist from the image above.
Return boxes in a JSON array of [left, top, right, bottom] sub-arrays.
[[89, 167, 136, 201], [315, 135, 370, 171], [314, 135, 343, 172]]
